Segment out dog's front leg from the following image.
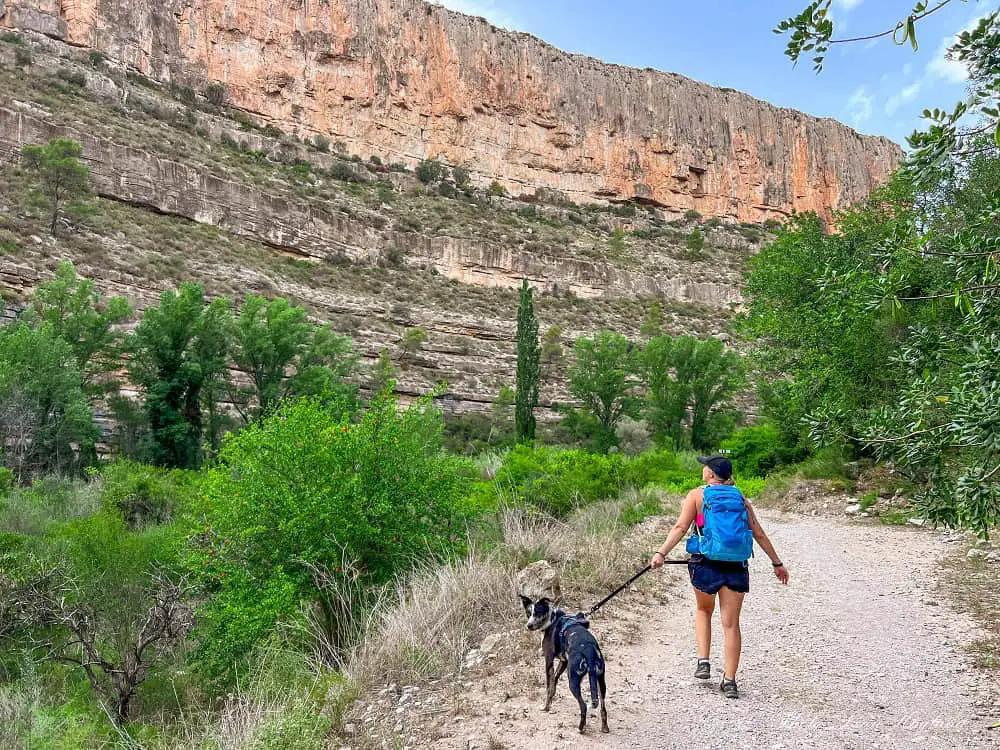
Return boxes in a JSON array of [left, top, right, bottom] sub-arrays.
[[544, 657, 566, 711]]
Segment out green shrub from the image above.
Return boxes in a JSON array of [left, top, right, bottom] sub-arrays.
[[175, 84, 196, 105], [56, 68, 87, 87], [489, 180, 507, 197], [720, 423, 804, 477], [684, 209, 701, 220], [622, 450, 697, 489], [737, 475, 767, 498], [203, 82, 227, 107], [437, 181, 458, 198], [0, 477, 99, 536], [190, 394, 473, 684], [453, 165, 471, 188], [497, 445, 625, 516], [479, 445, 702, 517], [99, 461, 199, 530], [254, 702, 332, 750], [329, 161, 360, 182], [415, 159, 444, 184], [0, 467, 14, 496], [14, 46, 32, 67], [618, 488, 664, 526], [686, 227, 705, 253]]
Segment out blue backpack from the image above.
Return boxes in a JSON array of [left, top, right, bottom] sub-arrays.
[[686, 484, 753, 562]]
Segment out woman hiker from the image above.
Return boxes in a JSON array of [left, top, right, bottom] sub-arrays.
[[649, 455, 789, 699]]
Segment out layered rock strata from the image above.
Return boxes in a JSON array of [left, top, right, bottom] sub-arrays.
[[1, 0, 901, 222]]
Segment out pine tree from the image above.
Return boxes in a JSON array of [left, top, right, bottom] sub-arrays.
[[515, 279, 540, 442]]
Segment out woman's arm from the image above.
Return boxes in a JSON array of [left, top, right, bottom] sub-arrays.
[[746, 501, 790, 584], [649, 490, 699, 569]]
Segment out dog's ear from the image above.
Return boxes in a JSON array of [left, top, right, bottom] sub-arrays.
[[519, 595, 533, 611]]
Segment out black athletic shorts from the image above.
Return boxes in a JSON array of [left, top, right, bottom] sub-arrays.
[[688, 554, 750, 594]]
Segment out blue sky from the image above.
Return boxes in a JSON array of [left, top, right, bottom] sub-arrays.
[[434, 0, 997, 147]]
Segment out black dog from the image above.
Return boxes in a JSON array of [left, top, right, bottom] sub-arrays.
[[521, 596, 609, 734]]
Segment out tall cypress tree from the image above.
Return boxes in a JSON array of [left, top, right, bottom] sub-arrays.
[[515, 278, 540, 442]]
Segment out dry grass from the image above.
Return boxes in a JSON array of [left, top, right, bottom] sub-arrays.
[[345, 551, 519, 689], [344, 490, 679, 690], [939, 548, 1000, 670], [0, 668, 42, 749]]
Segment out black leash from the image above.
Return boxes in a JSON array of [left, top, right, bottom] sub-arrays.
[[586, 559, 689, 616]]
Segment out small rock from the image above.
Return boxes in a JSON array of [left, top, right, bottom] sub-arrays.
[[844, 504, 862, 516], [985, 551, 1000, 564], [517, 560, 561, 602], [975, 539, 992, 549], [908, 518, 926, 527], [859, 512, 870, 518], [967, 548, 988, 560], [480, 632, 504, 654]]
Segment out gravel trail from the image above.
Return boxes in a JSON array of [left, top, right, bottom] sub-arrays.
[[430, 512, 998, 750]]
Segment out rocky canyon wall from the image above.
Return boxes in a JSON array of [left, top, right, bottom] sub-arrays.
[[1, 0, 902, 223]]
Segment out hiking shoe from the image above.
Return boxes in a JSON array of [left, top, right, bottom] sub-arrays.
[[694, 659, 711, 680], [720, 678, 739, 699]]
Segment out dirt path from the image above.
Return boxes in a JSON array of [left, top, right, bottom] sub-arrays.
[[415, 512, 998, 750]]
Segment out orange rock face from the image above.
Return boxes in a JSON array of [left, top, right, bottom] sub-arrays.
[[2, 0, 902, 222]]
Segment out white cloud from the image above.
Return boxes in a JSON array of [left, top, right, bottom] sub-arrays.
[[925, 14, 991, 84], [885, 81, 922, 115], [432, 0, 520, 31], [834, 0, 863, 9], [902, 62, 913, 78], [847, 85, 874, 127]]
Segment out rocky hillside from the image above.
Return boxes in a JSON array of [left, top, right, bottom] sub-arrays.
[[1, 0, 901, 222], [0, 4, 900, 424]]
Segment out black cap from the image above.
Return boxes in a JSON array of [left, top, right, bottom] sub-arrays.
[[698, 454, 733, 480]]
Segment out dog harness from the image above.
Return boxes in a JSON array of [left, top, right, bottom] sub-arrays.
[[553, 612, 590, 658]]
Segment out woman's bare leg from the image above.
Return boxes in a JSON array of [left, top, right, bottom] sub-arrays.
[[718, 587, 746, 680], [693, 588, 716, 659]]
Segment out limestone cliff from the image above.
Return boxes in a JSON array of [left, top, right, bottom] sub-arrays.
[[1, 0, 901, 223]]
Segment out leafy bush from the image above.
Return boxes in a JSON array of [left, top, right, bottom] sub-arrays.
[[203, 82, 226, 107], [415, 159, 444, 184], [720, 423, 804, 477], [453, 166, 471, 188], [489, 180, 507, 196], [615, 416, 651, 456], [437, 181, 458, 198], [684, 209, 701, 220], [3, 506, 189, 723], [99, 461, 199, 530], [686, 227, 705, 254], [190, 393, 473, 684], [328, 161, 361, 182], [482, 444, 699, 517], [0, 477, 100, 536]]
